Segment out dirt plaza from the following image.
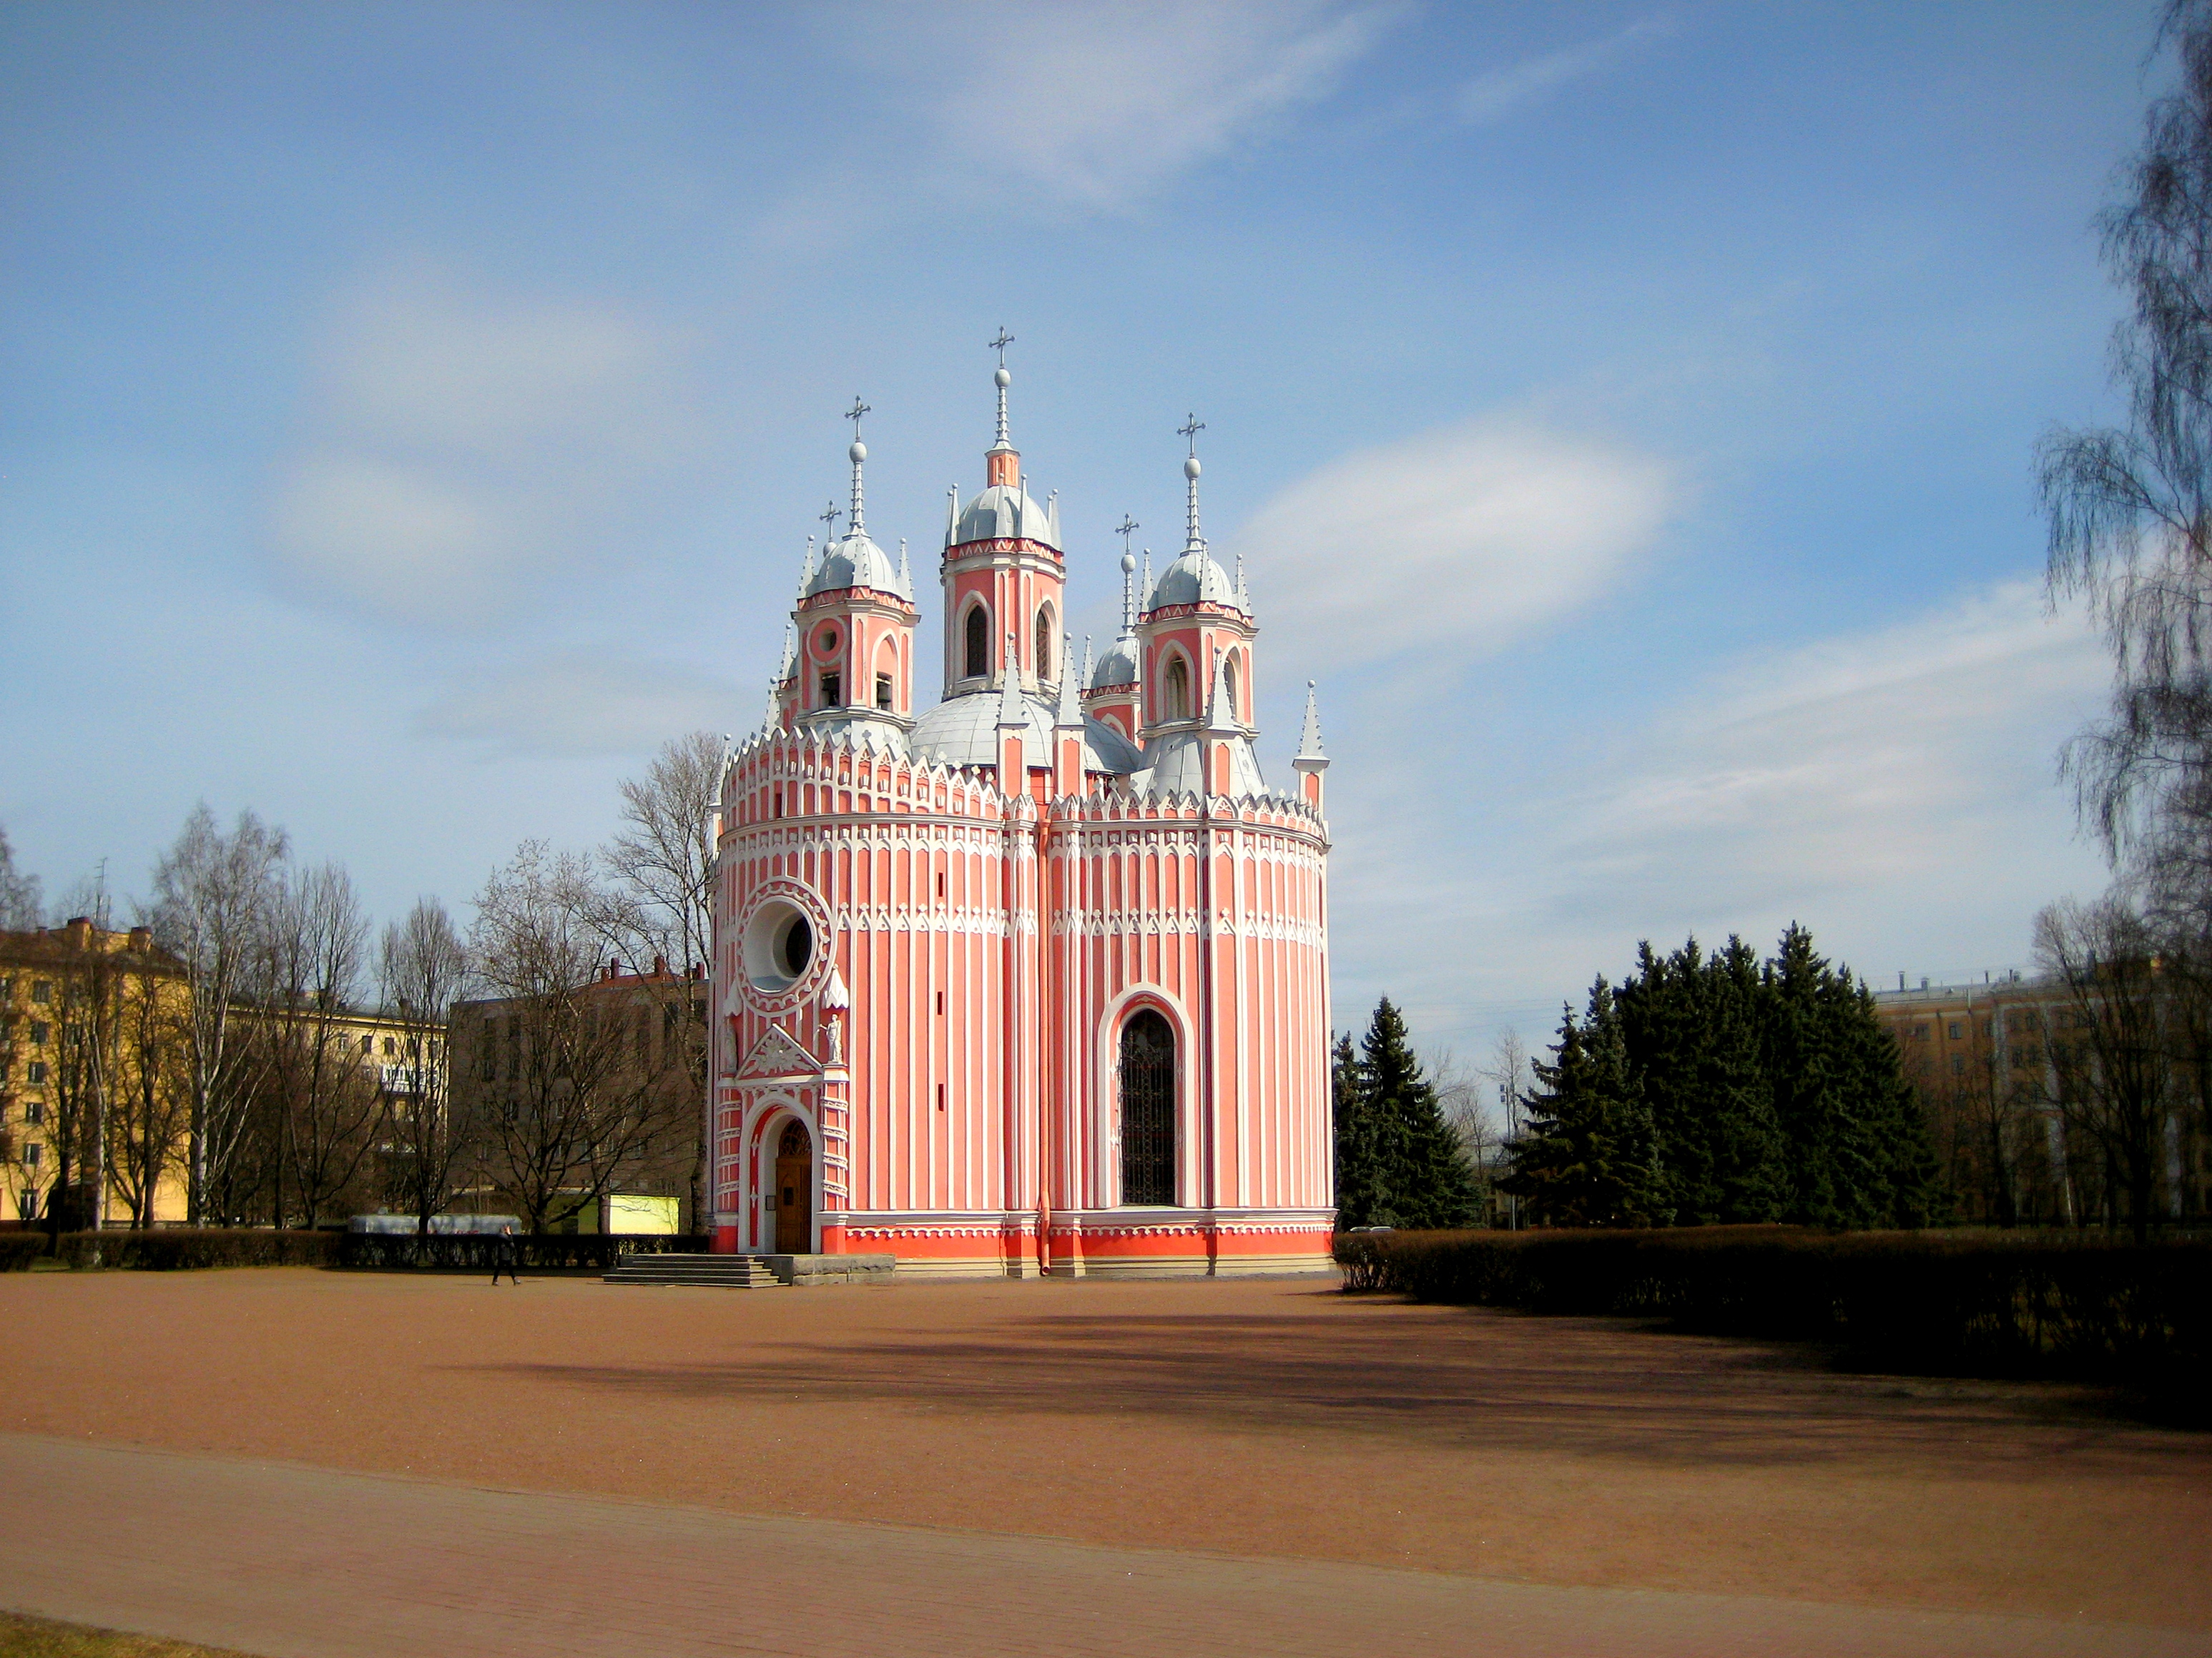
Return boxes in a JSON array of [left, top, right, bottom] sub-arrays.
[[0, 1267, 2205, 1652]]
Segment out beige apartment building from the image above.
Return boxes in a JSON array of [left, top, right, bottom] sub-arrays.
[[1874, 971, 2209, 1226]]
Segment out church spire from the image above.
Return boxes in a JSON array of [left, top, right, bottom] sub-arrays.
[[1115, 515, 1141, 631], [844, 396, 871, 536], [984, 328, 1020, 490], [1178, 413, 1206, 549], [990, 327, 1014, 448]]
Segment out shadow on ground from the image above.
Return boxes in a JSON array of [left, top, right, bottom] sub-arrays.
[[456, 1293, 2194, 1476]]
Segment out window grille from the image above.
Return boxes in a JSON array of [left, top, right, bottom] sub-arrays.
[[1119, 1010, 1175, 1205]]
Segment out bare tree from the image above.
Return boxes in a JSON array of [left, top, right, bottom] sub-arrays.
[[1481, 1027, 1531, 1228], [42, 927, 121, 1238], [1430, 1045, 1498, 1223], [149, 805, 286, 1223], [379, 897, 472, 1235], [2040, 1, 2212, 919], [598, 731, 723, 1233], [0, 827, 41, 930], [2034, 897, 2179, 1241], [471, 842, 689, 1232], [248, 863, 385, 1229], [106, 937, 190, 1229]]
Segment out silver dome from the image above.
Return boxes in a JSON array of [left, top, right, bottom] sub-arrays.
[[910, 690, 1141, 776], [1090, 632, 1140, 690], [1147, 546, 1242, 612], [805, 530, 913, 602], [950, 483, 1059, 550]]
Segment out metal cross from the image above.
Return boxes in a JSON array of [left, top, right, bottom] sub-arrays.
[[1115, 514, 1139, 555], [845, 396, 870, 439], [1178, 413, 1205, 455], [988, 327, 1015, 365], [820, 500, 842, 533]]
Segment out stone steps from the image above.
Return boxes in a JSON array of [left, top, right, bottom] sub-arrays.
[[601, 1251, 782, 1288]]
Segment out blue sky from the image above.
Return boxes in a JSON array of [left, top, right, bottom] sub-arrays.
[[0, 1, 2153, 1064]]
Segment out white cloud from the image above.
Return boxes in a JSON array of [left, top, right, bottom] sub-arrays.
[[1553, 581, 2108, 919], [265, 264, 698, 626], [1317, 579, 2113, 1057], [852, 1, 1399, 209], [1227, 416, 1678, 663], [417, 657, 742, 758], [1457, 14, 1676, 127]]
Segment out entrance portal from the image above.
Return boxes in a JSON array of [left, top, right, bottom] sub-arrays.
[[773, 1119, 812, 1253], [1119, 1010, 1176, 1205]]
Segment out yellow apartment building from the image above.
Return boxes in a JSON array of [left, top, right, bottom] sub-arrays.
[[0, 918, 446, 1229]]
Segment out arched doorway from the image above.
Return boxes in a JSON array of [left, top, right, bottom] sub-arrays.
[[773, 1119, 813, 1253], [1119, 1010, 1176, 1205]]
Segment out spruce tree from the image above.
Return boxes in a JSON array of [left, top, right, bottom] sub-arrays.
[[1359, 997, 1480, 1229], [1503, 980, 1665, 1225], [1331, 1031, 1387, 1227], [1699, 936, 1787, 1223]]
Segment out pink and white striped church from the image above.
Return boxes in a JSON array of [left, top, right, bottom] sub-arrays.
[[706, 351, 1334, 1276]]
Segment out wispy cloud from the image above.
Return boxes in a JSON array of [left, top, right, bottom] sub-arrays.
[[1457, 14, 1676, 127], [1552, 580, 2108, 920], [417, 656, 741, 758], [265, 262, 699, 627], [1322, 580, 2110, 1052], [847, 1, 1400, 210], [1227, 415, 1678, 664]]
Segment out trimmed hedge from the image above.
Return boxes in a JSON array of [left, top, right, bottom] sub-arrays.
[[333, 1231, 712, 1271], [1334, 1225, 2212, 1418], [0, 1233, 47, 1270], [56, 1229, 340, 1270]]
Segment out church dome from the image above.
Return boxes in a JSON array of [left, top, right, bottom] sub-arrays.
[[1091, 632, 1140, 690], [910, 691, 1141, 776], [806, 529, 912, 603], [950, 480, 1059, 550], [1149, 546, 1241, 611]]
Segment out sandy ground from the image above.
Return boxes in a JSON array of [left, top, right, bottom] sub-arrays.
[[0, 1268, 2203, 1631]]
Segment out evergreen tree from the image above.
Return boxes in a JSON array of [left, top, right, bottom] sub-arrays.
[[1359, 997, 1480, 1229], [1502, 980, 1665, 1225], [1699, 936, 1787, 1222], [1332, 1031, 1388, 1227], [1759, 923, 1947, 1228]]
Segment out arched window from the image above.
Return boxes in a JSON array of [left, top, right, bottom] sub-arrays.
[[1035, 606, 1054, 682], [1119, 1010, 1176, 1205], [964, 603, 990, 680], [1163, 655, 1190, 721], [1222, 654, 1239, 722]]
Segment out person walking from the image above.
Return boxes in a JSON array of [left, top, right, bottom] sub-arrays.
[[491, 1223, 519, 1286]]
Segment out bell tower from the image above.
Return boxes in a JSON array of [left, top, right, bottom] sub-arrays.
[[787, 398, 917, 743], [1136, 419, 1262, 795], [940, 332, 1068, 710]]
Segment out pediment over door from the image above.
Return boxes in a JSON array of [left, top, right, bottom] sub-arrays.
[[737, 1023, 825, 1082]]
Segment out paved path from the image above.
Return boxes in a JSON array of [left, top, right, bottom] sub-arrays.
[[2, 1434, 2203, 1658]]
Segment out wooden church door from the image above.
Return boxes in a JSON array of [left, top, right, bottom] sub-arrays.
[[775, 1119, 812, 1254]]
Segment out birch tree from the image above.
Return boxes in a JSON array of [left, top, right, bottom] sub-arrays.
[[379, 897, 473, 1235], [149, 806, 285, 1223]]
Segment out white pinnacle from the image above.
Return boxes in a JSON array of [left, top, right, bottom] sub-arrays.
[[1295, 679, 1327, 764]]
